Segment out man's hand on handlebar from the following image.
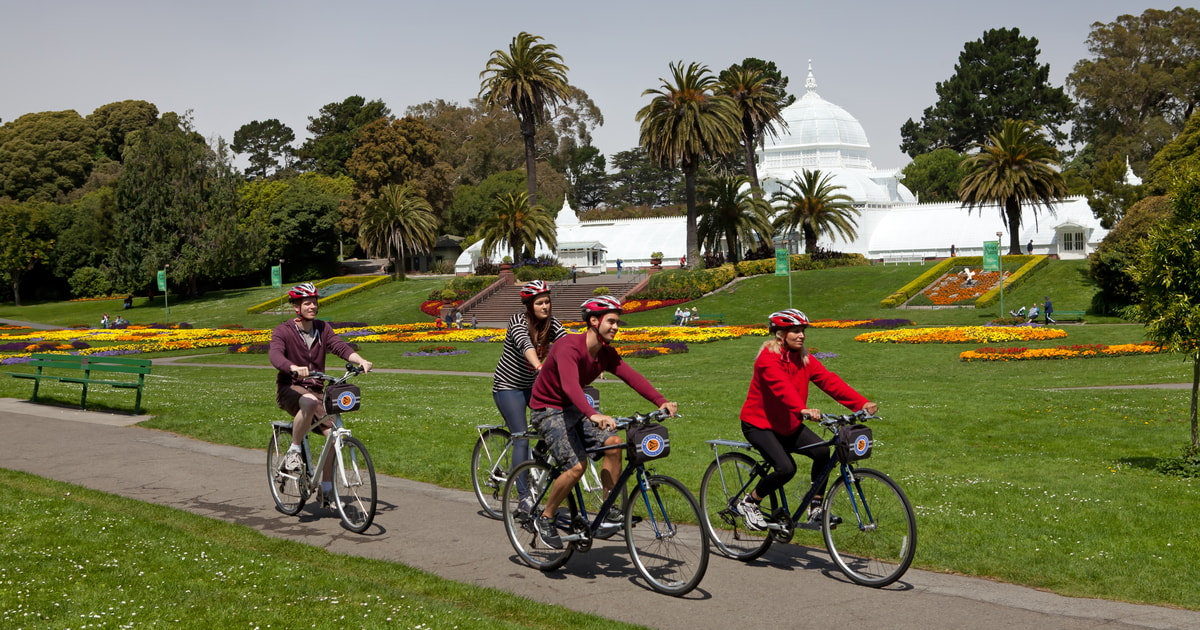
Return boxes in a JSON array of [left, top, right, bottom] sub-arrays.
[[658, 401, 678, 417], [357, 360, 373, 373], [589, 413, 617, 432], [290, 365, 310, 378]]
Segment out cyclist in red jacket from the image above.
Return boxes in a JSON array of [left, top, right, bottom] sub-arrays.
[[737, 309, 877, 530]]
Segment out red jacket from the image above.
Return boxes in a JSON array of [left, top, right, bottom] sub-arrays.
[[740, 346, 868, 435]]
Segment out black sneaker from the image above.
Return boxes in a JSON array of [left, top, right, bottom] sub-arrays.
[[536, 515, 563, 549]]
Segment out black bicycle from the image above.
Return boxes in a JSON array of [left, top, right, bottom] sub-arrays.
[[501, 410, 709, 596], [699, 411, 916, 587]]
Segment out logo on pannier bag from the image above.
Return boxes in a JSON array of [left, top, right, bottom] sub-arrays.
[[639, 433, 667, 458], [335, 390, 359, 411], [852, 434, 871, 458]]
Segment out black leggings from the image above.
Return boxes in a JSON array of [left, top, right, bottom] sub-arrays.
[[741, 422, 831, 501]]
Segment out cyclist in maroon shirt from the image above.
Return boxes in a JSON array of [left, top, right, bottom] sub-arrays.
[[527, 295, 677, 549]]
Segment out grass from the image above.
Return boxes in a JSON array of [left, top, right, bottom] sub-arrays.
[[0, 469, 641, 629], [3, 259, 1199, 611]]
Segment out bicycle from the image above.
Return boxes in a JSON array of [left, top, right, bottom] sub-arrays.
[[501, 410, 709, 596], [471, 424, 608, 520], [699, 410, 916, 587], [266, 364, 378, 533]]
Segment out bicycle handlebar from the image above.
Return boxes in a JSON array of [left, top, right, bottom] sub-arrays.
[[818, 409, 880, 429], [613, 409, 674, 431], [303, 363, 365, 386]]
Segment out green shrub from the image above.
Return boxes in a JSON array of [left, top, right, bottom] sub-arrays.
[[431, 260, 456, 275], [1156, 444, 1200, 478], [69, 267, 111, 298], [647, 264, 736, 297], [515, 264, 569, 282], [736, 254, 868, 277], [439, 288, 458, 302], [593, 286, 610, 296]]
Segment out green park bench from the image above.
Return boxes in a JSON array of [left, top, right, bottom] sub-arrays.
[[6, 353, 152, 414], [695, 313, 725, 325], [1053, 310, 1085, 322]]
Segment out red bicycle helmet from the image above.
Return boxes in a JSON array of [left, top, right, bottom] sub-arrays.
[[580, 295, 623, 321], [768, 309, 809, 331], [519, 280, 551, 303], [288, 282, 319, 301]]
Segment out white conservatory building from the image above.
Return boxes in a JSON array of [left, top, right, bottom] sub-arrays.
[[455, 62, 1107, 274]]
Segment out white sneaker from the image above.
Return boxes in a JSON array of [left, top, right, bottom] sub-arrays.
[[281, 450, 303, 473], [737, 494, 768, 531]]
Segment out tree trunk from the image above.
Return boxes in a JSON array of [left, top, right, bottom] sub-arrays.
[[803, 225, 818, 255], [11, 277, 21, 307], [725, 225, 740, 264], [1005, 198, 1023, 255], [521, 116, 538, 204], [1191, 354, 1199, 448], [684, 166, 699, 269], [743, 126, 762, 198]]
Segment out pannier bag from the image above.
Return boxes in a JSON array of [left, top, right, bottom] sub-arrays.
[[836, 424, 872, 462], [628, 422, 671, 465], [324, 383, 362, 415]]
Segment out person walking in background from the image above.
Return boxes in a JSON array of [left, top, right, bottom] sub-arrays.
[[616, 258, 623, 278], [1044, 296, 1055, 324], [100, 313, 110, 329], [1027, 239, 1034, 255], [950, 244, 956, 258]]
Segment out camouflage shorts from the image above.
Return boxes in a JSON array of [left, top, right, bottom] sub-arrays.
[[529, 407, 617, 469]]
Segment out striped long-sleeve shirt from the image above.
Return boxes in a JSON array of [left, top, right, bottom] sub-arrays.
[[492, 313, 567, 392]]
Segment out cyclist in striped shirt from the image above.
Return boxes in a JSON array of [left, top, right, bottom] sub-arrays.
[[492, 280, 568, 478]]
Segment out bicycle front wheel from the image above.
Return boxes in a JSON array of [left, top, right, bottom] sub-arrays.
[[699, 452, 772, 561], [332, 435, 377, 533], [823, 467, 916, 587], [502, 459, 574, 571], [625, 474, 709, 596], [267, 428, 306, 515], [471, 428, 512, 519]]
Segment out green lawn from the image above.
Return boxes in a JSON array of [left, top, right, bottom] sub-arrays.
[[3, 260, 1198, 612]]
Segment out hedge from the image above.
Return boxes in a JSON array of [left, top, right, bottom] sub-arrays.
[[735, 253, 869, 277], [246, 275, 391, 314]]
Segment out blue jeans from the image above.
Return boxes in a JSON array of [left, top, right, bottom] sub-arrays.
[[493, 389, 533, 493]]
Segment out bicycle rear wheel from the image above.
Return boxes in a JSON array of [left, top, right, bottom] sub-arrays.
[[502, 459, 574, 571], [332, 435, 377, 533], [625, 474, 709, 596], [699, 452, 773, 561], [823, 467, 916, 587], [267, 428, 306, 515], [470, 428, 512, 519]]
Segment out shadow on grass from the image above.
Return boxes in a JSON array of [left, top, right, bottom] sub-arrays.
[[1118, 456, 1162, 472]]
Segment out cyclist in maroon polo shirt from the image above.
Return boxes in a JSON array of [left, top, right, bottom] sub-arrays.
[[526, 295, 677, 549], [269, 283, 373, 482]]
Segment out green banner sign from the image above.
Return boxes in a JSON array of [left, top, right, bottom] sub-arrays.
[[982, 241, 1000, 272], [774, 249, 790, 277], [270, 265, 282, 289], [156, 269, 167, 292]]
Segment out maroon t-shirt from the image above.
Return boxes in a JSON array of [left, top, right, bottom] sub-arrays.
[[269, 318, 356, 395], [529, 332, 666, 417]]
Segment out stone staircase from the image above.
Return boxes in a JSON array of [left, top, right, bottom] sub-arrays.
[[462, 273, 646, 328]]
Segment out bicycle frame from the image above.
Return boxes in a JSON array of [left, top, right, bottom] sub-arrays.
[[475, 423, 605, 495], [707, 436, 871, 532], [553, 442, 675, 545], [275, 414, 351, 496]]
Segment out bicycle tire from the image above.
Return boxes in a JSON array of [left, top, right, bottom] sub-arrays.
[[502, 459, 574, 571], [332, 435, 377, 533], [823, 467, 917, 587], [625, 474, 710, 596], [471, 427, 512, 519], [267, 428, 306, 515], [699, 452, 773, 561]]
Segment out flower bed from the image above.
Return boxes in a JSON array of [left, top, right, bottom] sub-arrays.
[[921, 269, 1004, 305], [615, 342, 689, 358], [960, 341, 1166, 362], [622, 298, 690, 313], [855, 326, 1069, 344], [810, 318, 913, 329]]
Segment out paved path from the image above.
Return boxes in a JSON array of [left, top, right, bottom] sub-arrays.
[[3, 398, 1198, 629]]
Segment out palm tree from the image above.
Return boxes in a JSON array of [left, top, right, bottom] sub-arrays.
[[698, 174, 773, 263], [959, 119, 1068, 255], [771, 169, 860, 254], [717, 64, 789, 194], [477, 191, 557, 263], [638, 61, 741, 268], [479, 32, 571, 204], [358, 184, 439, 280]]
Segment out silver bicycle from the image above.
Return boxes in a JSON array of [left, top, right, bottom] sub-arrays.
[[267, 364, 377, 533]]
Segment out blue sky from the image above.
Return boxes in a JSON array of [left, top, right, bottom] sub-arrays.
[[1, 0, 1156, 170]]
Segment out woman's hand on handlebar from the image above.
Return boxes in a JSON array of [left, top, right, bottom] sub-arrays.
[[658, 401, 678, 417], [862, 401, 878, 416]]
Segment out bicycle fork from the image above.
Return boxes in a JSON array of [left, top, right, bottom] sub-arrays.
[[838, 465, 876, 532]]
